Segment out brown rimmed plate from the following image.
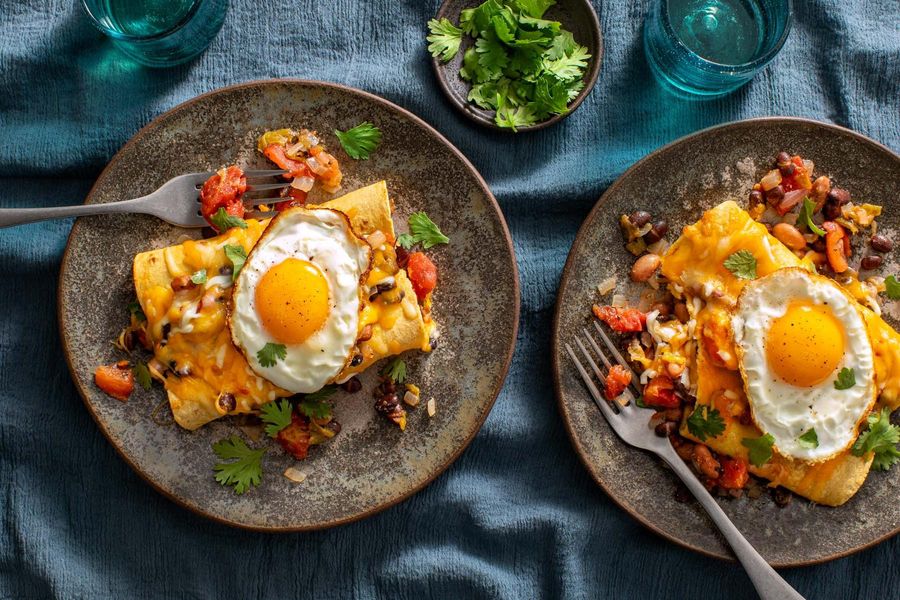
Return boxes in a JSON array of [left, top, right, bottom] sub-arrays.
[[58, 79, 519, 531], [552, 117, 900, 566], [430, 0, 602, 132]]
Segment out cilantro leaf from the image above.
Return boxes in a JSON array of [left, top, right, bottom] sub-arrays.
[[475, 32, 510, 79], [543, 44, 590, 80], [427, 18, 463, 62], [259, 399, 293, 438], [407, 211, 450, 249], [533, 74, 571, 115], [686, 405, 725, 442], [396, 233, 416, 250], [132, 362, 152, 391], [741, 433, 775, 467], [797, 428, 819, 449], [190, 269, 207, 285], [852, 408, 900, 470], [256, 343, 287, 368], [885, 275, 900, 300], [834, 367, 855, 390], [545, 30, 575, 60], [724, 250, 757, 280], [495, 103, 538, 131], [513, 0, 556, 18], [634, 395, 648, 409], [210, 207, 248, 232], [127, 301, 146, 322], [224, 244, 247, 282], [797, 197, 825, 237], [212, 436, 266, 495], [382, 358, 407, 384], [334, 122, 382, 160], [298, 386, 337, 420]]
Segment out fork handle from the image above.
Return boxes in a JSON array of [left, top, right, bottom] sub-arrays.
[[660, 450, 805, 600], [0, 198, 151, 229]]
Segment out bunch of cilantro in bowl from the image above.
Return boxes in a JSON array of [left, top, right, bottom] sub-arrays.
[[427, 0, 592, 131]]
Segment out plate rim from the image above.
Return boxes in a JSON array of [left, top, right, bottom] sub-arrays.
[[57, 78, 521, 532], [551, 116, 900, 567]]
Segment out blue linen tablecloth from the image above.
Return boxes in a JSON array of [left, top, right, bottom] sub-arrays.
[[1, 0, 899, 598]]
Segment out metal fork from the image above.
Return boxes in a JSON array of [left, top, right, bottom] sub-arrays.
[[566, 321, 805, 600], [0, 169, 290, 229]]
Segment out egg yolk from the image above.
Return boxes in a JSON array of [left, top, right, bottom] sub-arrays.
[[765, 302, 845, 387], [255, 258, 330, 344]]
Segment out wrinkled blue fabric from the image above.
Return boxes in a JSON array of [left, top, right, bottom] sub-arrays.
[[1, 0, 899, 598]]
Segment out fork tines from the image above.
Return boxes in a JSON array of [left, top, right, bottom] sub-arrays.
[[566, 322, 642, 416]]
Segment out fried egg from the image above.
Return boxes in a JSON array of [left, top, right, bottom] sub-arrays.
[[230, 207, 371, 393], [732, 267, 877, 461]]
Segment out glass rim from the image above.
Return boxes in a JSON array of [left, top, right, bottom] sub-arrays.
[[660, 0, 793, 70], [80, 0, 204, 42]]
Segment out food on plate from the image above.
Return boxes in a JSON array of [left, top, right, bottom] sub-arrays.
[[591, 152, 900, 506], [427, 0, 591, 131], [95, 125, 447, 494]]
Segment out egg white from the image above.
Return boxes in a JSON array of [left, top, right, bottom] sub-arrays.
[[732, 268, 876, 462], [230, 208, 371, 393]]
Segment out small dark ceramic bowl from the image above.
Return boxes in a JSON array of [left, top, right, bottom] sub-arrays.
[[430, 0, 602, 132], [553, 117, 900, 566]]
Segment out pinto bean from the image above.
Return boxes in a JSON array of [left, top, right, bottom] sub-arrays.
[[871, 234, 894, 253], [772, 223, 807, 250], [674, 302, 690, 323], [170, 275, 196, 292], [631, 254, 661, 282], [691, 445, 721, 479]]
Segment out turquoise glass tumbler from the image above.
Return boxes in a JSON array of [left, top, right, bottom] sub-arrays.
[[82, 0, 228, 67], [643, 0, 791, 98]]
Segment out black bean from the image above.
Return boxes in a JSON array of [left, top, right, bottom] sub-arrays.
[[655, 421, 677, 437], [861, 255, 883, 270], [219, 265, 233, 276], [340, 377, 362, 393], [765, 185, 785, 204], [812, 238, 827, 252], [779, 162, 796, 177], [827, 188, 851, 206], [217, 393, 236, 413], [823, 201, 842, 220], [629, 210, 652, 228], [429, 336, 439, 350], [871, 234, 894, 253], [776, 151, 792, 167], [349, 354, 363, 367], [748, 190, 764, 209], [643, 219, 669, 244]]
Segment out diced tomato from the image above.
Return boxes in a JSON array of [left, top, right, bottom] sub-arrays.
[[200, 165, 247, 228], [719, 457, 749, 489], [407, 252, 437, 300], [276, 413, 311, 460], [273, 187, 308, 212], [94, 362, 134, 401], [592, 305, 646, 333], [262, 144, 309, 179], [822, 221, 848, 273], [643, 375, 680, 408], [781, 156, 812, 192], [603, 364, 632, 401]]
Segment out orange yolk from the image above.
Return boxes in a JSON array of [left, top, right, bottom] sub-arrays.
[[765, 302, 845, 387], [255, 258, 330, 344]]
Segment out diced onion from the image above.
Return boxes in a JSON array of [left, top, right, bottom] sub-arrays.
[[404, 390, 420, 407], [402, 299, 418, 320], [306, 156, 328, 176], [283, 467, 308, 484], [426, 398, 436, 417], [611, 293, 627, 307], [597, 276, 617, 296], [366, 230, 387, 248], [647, 239, 669, 255], [760, 169, 782, 191], [291, 176, 315, 192]]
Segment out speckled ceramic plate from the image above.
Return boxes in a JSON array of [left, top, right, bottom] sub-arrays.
[[59, 80, 519, 531], [553, 117, 900, 566]]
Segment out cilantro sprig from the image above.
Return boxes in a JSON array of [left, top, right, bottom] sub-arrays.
[[256, 343, 287, 368], [852, 408, 900, 471], [334, 122, 382, 160], [426, 0, 591, 130], [686, 405, 725, 442], [885, 275, 900, 300], [210, 207, 248, 232], [259, 399, 294, 438], [382, 358, 407, 384], [212, 436, 266, 495], [132, 362, 152, 391], [797, 428, 819, 449], [834, 367, 855, 390], [724, 250, 757, 280], [224, 244, 247, 282], [298, 386, 337, 420], [741, 433, 775, 468], [397, 212, 450, 250], [190, 269, 207, 285], [127, 301, 146, 323]]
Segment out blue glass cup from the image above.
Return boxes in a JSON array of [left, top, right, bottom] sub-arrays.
[[643, 0, 792, 98], [82, 0, 228, 67]]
